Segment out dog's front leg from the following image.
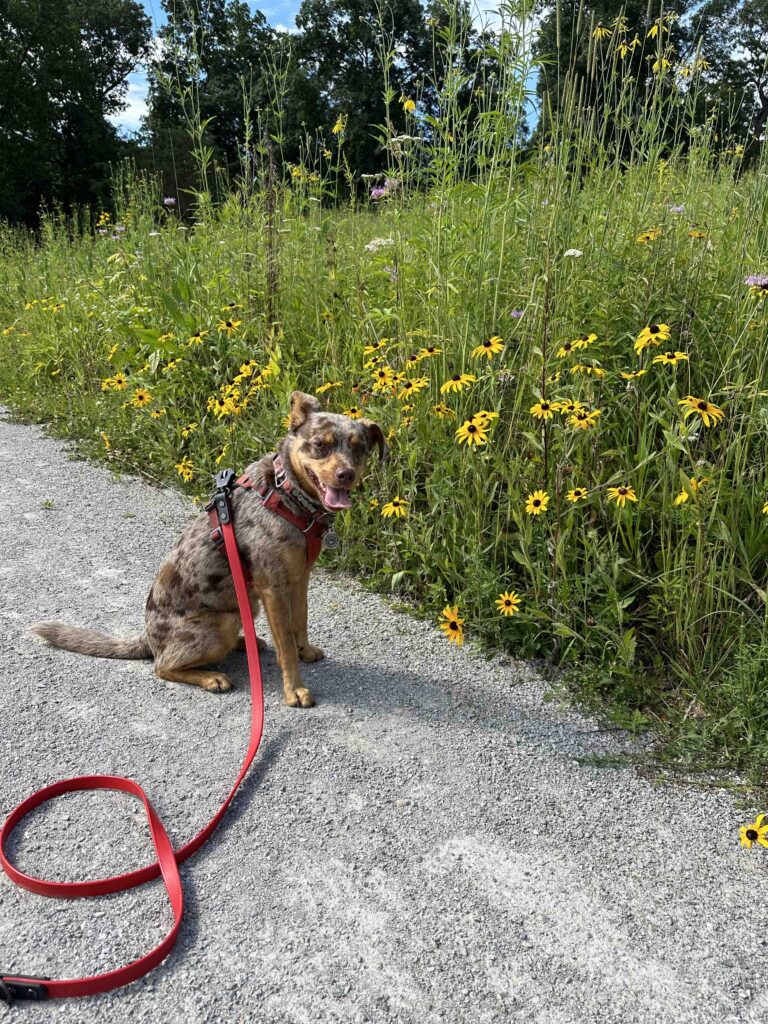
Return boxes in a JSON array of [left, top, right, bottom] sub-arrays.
[[261, 586, 314, 708], [291, 571, 325, 663]]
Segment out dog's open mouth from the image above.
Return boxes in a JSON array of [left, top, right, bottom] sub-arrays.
[[306, 468, 352, 511]]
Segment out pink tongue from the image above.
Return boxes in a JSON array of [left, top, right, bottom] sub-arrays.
[[324, 485, 352, 510]]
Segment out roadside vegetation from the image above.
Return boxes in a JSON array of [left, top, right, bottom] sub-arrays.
[[2, 0, 768, 783]]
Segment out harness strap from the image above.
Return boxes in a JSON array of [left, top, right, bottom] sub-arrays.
[[0, 508, 264, 1001], [237, 473, 327, 568]]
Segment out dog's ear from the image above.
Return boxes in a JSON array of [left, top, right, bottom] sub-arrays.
[[360, 419, 389, 462], [289, 390, 321, 431]]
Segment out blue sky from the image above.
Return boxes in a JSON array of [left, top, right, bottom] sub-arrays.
[[114, 0, 305, 132], [113, 0, 521, 133]]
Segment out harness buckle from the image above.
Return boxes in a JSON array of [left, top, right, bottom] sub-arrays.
[[0, 976, 49, 1005]]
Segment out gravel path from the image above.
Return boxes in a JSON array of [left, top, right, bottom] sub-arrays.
[[1, 411, 766, 1024]]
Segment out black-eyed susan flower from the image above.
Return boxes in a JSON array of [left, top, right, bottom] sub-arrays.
[[592, 21, 610, 39], [570, 408, 601, 430], [652, 57, 671, 73], [382, 496, 409, 518], [456, 419, 490, 446], [530, 399, 561, 420], [150, 408, 166, 419], [369, 497, 379, 509], [471, 335, 504, 359], [439, 605, 464, 646], [399, 377, 429, 399], [316, 381, 343, 394], [431, 402, 455, 418], [471, 410, 500, 427], [187, 329, 208, 345], [573, 333, 597, 351], [418, 345, 442, 359], [653, 351, 689, 366], [402, 96, 416, 113], [636, 228, 661, 243], [131, 387, 152, 408], [635, 323, 671, 353], [678, 395, 725, 428], [674, 476, 709, 505], [558, 399, 586, 416], [607, 485, 638, 508], [372, 366, 396, 391], [495, 591, 521, 616], [570, 363, 606, 378], [215, 446, 229, 465], [567, 486, 588, 503], [620, 369, 648, 379], [525, 490, 549, 515], [364, 339, 388, 355], [112, 372, 128, 390], [740, 814, 768, 848], [217, 318, 242, 336], [175, 456, 194, 482], [181, 422, 198, 439], [688, 228, 708, 239], [556, 339, 577, 359], [343, 406, 362, 418], [440, 373, 476, 394]]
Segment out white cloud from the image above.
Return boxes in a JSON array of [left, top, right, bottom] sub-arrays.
[[109, 75, 149, 134]]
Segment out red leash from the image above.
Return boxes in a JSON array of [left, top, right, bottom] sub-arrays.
[[0, 472, 264, 1004]]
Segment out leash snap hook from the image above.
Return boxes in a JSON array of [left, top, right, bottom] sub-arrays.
[[0, 976, 49, 1005]]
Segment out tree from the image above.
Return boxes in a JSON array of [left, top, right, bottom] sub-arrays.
[[0, 0, 151, 224], [294, 0, 431, 175], [531, 1, 689, 155], [687, 0, 768, 158]]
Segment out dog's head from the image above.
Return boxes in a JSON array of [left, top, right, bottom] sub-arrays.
[[283, 390, 388, 512]]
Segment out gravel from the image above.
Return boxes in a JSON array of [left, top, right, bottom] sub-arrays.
[[1, 410, 767, 1024]]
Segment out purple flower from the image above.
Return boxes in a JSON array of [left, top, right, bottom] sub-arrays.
[[371, 187, 388, 200], [383, 265, 398, 283], [510, 309, 524, 319], [115, 225, 126, 233], [110, 234, 121, 240], [745, 275, 768, 288], [163, 196, 177, 207], [668, 204, 685, 214]]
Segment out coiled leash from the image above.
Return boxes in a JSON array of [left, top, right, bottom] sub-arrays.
[[0, 469, 264, 1004]]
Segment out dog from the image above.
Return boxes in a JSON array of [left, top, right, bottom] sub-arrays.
[[32, 391, 387, 708]]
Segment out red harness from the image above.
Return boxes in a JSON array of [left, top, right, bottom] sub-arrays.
[[0, 473, 271, 1004], [206, 457, 332, 570]]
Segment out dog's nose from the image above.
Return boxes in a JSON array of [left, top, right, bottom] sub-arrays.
[[335, 466, 355, 486]]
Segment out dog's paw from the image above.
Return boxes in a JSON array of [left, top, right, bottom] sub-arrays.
[[203, 672, 233, 693], [298, 643, 325, 663], [284, 687, 315, 708]]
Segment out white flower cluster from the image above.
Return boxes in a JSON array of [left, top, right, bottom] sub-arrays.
[[364, 237, 395, 253]]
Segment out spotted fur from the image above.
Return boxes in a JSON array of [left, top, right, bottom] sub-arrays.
[[32, 391, 386, 705]]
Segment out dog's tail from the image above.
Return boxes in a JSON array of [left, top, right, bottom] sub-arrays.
[[31, 622, 152, 660]]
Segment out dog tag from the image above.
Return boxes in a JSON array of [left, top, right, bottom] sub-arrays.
[[322, 527, 340, 550]]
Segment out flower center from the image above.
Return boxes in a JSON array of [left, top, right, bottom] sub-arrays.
[[698, 401, 708, 411], [449, 621, 458, 630], [619, 488, 627, 495], [650, 324, 659, 333], [747, 829, 758, 841], [533, 500, 541, 507]]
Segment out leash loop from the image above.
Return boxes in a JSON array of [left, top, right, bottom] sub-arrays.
[[0, 471, 264, 1001]]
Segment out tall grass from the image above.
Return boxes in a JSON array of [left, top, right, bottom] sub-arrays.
[[1, 0, 767, 778]]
